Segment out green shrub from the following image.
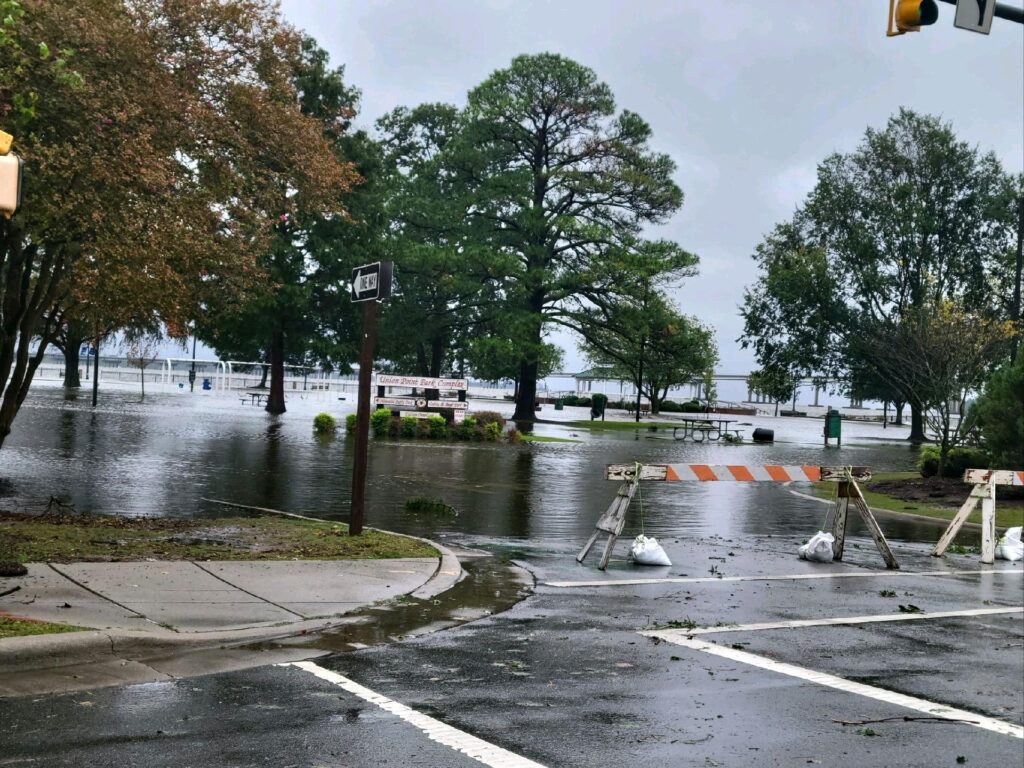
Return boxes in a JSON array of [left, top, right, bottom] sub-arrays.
[[659, 400, 682, 413], [483, 422, 501, 441], [312, 412, 337, 433], [426, 415, 448, 439], [505, 427, 521, 443], [345, 413, 357, 432], [473, 411, 505, 427], [453, 416, 477, 440], [918, 445, 940, 477], [975, 355, 1024, 470], [370, 407, 392, 437], [919, 444, 989, 478], [680, 400, 702, 413], [944, 447, 989, 478], [400, 416, 418, 438], [562, 395, 581, 406]]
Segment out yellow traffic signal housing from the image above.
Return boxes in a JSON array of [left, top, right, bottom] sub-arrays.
[[888, 0, 939, 35], [0, 153, 24, 218]]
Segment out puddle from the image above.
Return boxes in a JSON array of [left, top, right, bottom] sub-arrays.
[[246, 554, 532, 655]]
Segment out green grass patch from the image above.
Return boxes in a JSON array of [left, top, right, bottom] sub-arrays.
[[0, 514, 436, 563], [567, 420, 679, 431], [809, 471, 1024, 528], [0, 616, 86, 640], [520, 434, 581, 443]]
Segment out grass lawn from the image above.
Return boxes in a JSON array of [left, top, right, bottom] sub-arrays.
[[810, 471, 1024, 528], [0, 514, 437, 563], [520, 434, 581, 443], [567, 420, 679, 431], [0, 616, 86, 640]]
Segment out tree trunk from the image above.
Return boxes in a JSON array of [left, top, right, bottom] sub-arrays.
[[63, 342, 82, 388], [908, 401, 926, 442], [266, 329, 286, 415], [257, 363, 269, 388], [893, 399, 905, 426], [513, 357, 539, 422], [774, 400, 779, 417]]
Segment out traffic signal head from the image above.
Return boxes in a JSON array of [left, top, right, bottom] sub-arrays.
[[894, 0, 939, 33], [0, 153, 24, 218]]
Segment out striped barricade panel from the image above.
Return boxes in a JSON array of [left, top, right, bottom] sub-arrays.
[[962, 469, 1024, 487], [606, 464, 871, 482]]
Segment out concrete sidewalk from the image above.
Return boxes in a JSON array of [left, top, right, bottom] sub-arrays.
[[0, 545, 464, 694]]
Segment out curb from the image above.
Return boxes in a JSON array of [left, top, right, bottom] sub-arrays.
[[0, 528, 464, 676]]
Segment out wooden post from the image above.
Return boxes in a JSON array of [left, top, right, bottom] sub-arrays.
[[931, 488, 983, 556], [847, 480, 899, 569], [831, 483, 851, 561], [980, 479, 997, 564], [349, 300, 377, 536]]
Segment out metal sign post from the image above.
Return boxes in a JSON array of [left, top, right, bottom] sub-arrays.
[[349, 262, 393, 536]]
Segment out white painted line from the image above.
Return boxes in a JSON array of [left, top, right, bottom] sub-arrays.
[[283, 661, 548, 768], [643, 632, 1024, 739], [659, 606, 1024, 636], [544, 568, 1023, 588]]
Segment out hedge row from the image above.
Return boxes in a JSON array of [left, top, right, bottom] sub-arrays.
[[346, 409, 515, 442]]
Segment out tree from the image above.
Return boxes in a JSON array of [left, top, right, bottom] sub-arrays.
[[863, 302, 1014, 472], [0, 0, 354, 445], [974, 354, 1024, 470], [580, 291, 717, 415], [121, 326, 164, 399], [374, 104, 487, 386], [747, 367, 797, 417], [198, 37, 364, 414], [465, 336, 564, 401], [740, 110, 1018, 440], [451, 53, 695, 421]]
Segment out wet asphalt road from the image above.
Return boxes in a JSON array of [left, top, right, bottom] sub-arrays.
[[3, 521, 1022, 768]]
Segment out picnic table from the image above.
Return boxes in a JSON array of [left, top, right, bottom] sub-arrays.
[[672, 417, 743, 442], [242, 391, 270, 406]]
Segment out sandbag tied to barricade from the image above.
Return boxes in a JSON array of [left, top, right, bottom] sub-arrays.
[[799, 531, 835, 563], [585, 463, 899, 571], [630, 535, 672, 566], [933, 470, 1024, 565], [995, 526, 1023, 562]]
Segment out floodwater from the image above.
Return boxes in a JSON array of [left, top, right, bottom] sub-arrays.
[[0, 384, 960, 548]]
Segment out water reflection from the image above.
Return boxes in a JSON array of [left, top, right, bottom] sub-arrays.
[[0, 387, 968, 547]]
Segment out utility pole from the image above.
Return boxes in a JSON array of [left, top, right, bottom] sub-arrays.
[[189, 331, 197, 392], [1012, 193, 1023, 363]]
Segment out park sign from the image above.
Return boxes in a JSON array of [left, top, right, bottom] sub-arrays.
[[350, 261, 393, 303], [377, 374, 467, 390]]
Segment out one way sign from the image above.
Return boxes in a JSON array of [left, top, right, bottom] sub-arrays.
[[350, 261, 393, 303]]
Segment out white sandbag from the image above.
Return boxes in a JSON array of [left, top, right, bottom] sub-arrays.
[[630, 534, 672, 566], [798, 531, 835, 563], [995, 526, 1023, 562]]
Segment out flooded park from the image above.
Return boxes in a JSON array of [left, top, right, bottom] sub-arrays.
[[1, 381, 959, 552]]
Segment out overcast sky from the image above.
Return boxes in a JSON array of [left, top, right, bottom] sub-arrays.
[[279, 0, 1024, 375]]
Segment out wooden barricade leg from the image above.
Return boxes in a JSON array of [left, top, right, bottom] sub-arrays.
[[848, 479, 899, 570], [831, 484, 851, 561], [578, 478, 639, 569], [597, 480, 639, 570], [980, 479, 997, 565], [932, 487, 984, 557]]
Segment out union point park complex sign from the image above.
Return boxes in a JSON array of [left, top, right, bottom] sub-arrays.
[[375, 375, 470, 421]]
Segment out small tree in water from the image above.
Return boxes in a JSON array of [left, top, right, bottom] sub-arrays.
[[122, 329, 163, 399]]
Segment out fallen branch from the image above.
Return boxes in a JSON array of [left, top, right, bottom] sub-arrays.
[[0, 585, 21, 598], [832, 716, 979, 726]]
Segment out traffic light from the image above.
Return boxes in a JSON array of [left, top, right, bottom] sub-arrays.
[[888, 0, 939, 35], [0, 130, 23, 218]]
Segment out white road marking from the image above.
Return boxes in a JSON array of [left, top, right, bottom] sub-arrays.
[[283, 661, 548, 768], [544, 568, 1023, 588], [642, 632, 1024, 739], [657, 606, 1024, 636]]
